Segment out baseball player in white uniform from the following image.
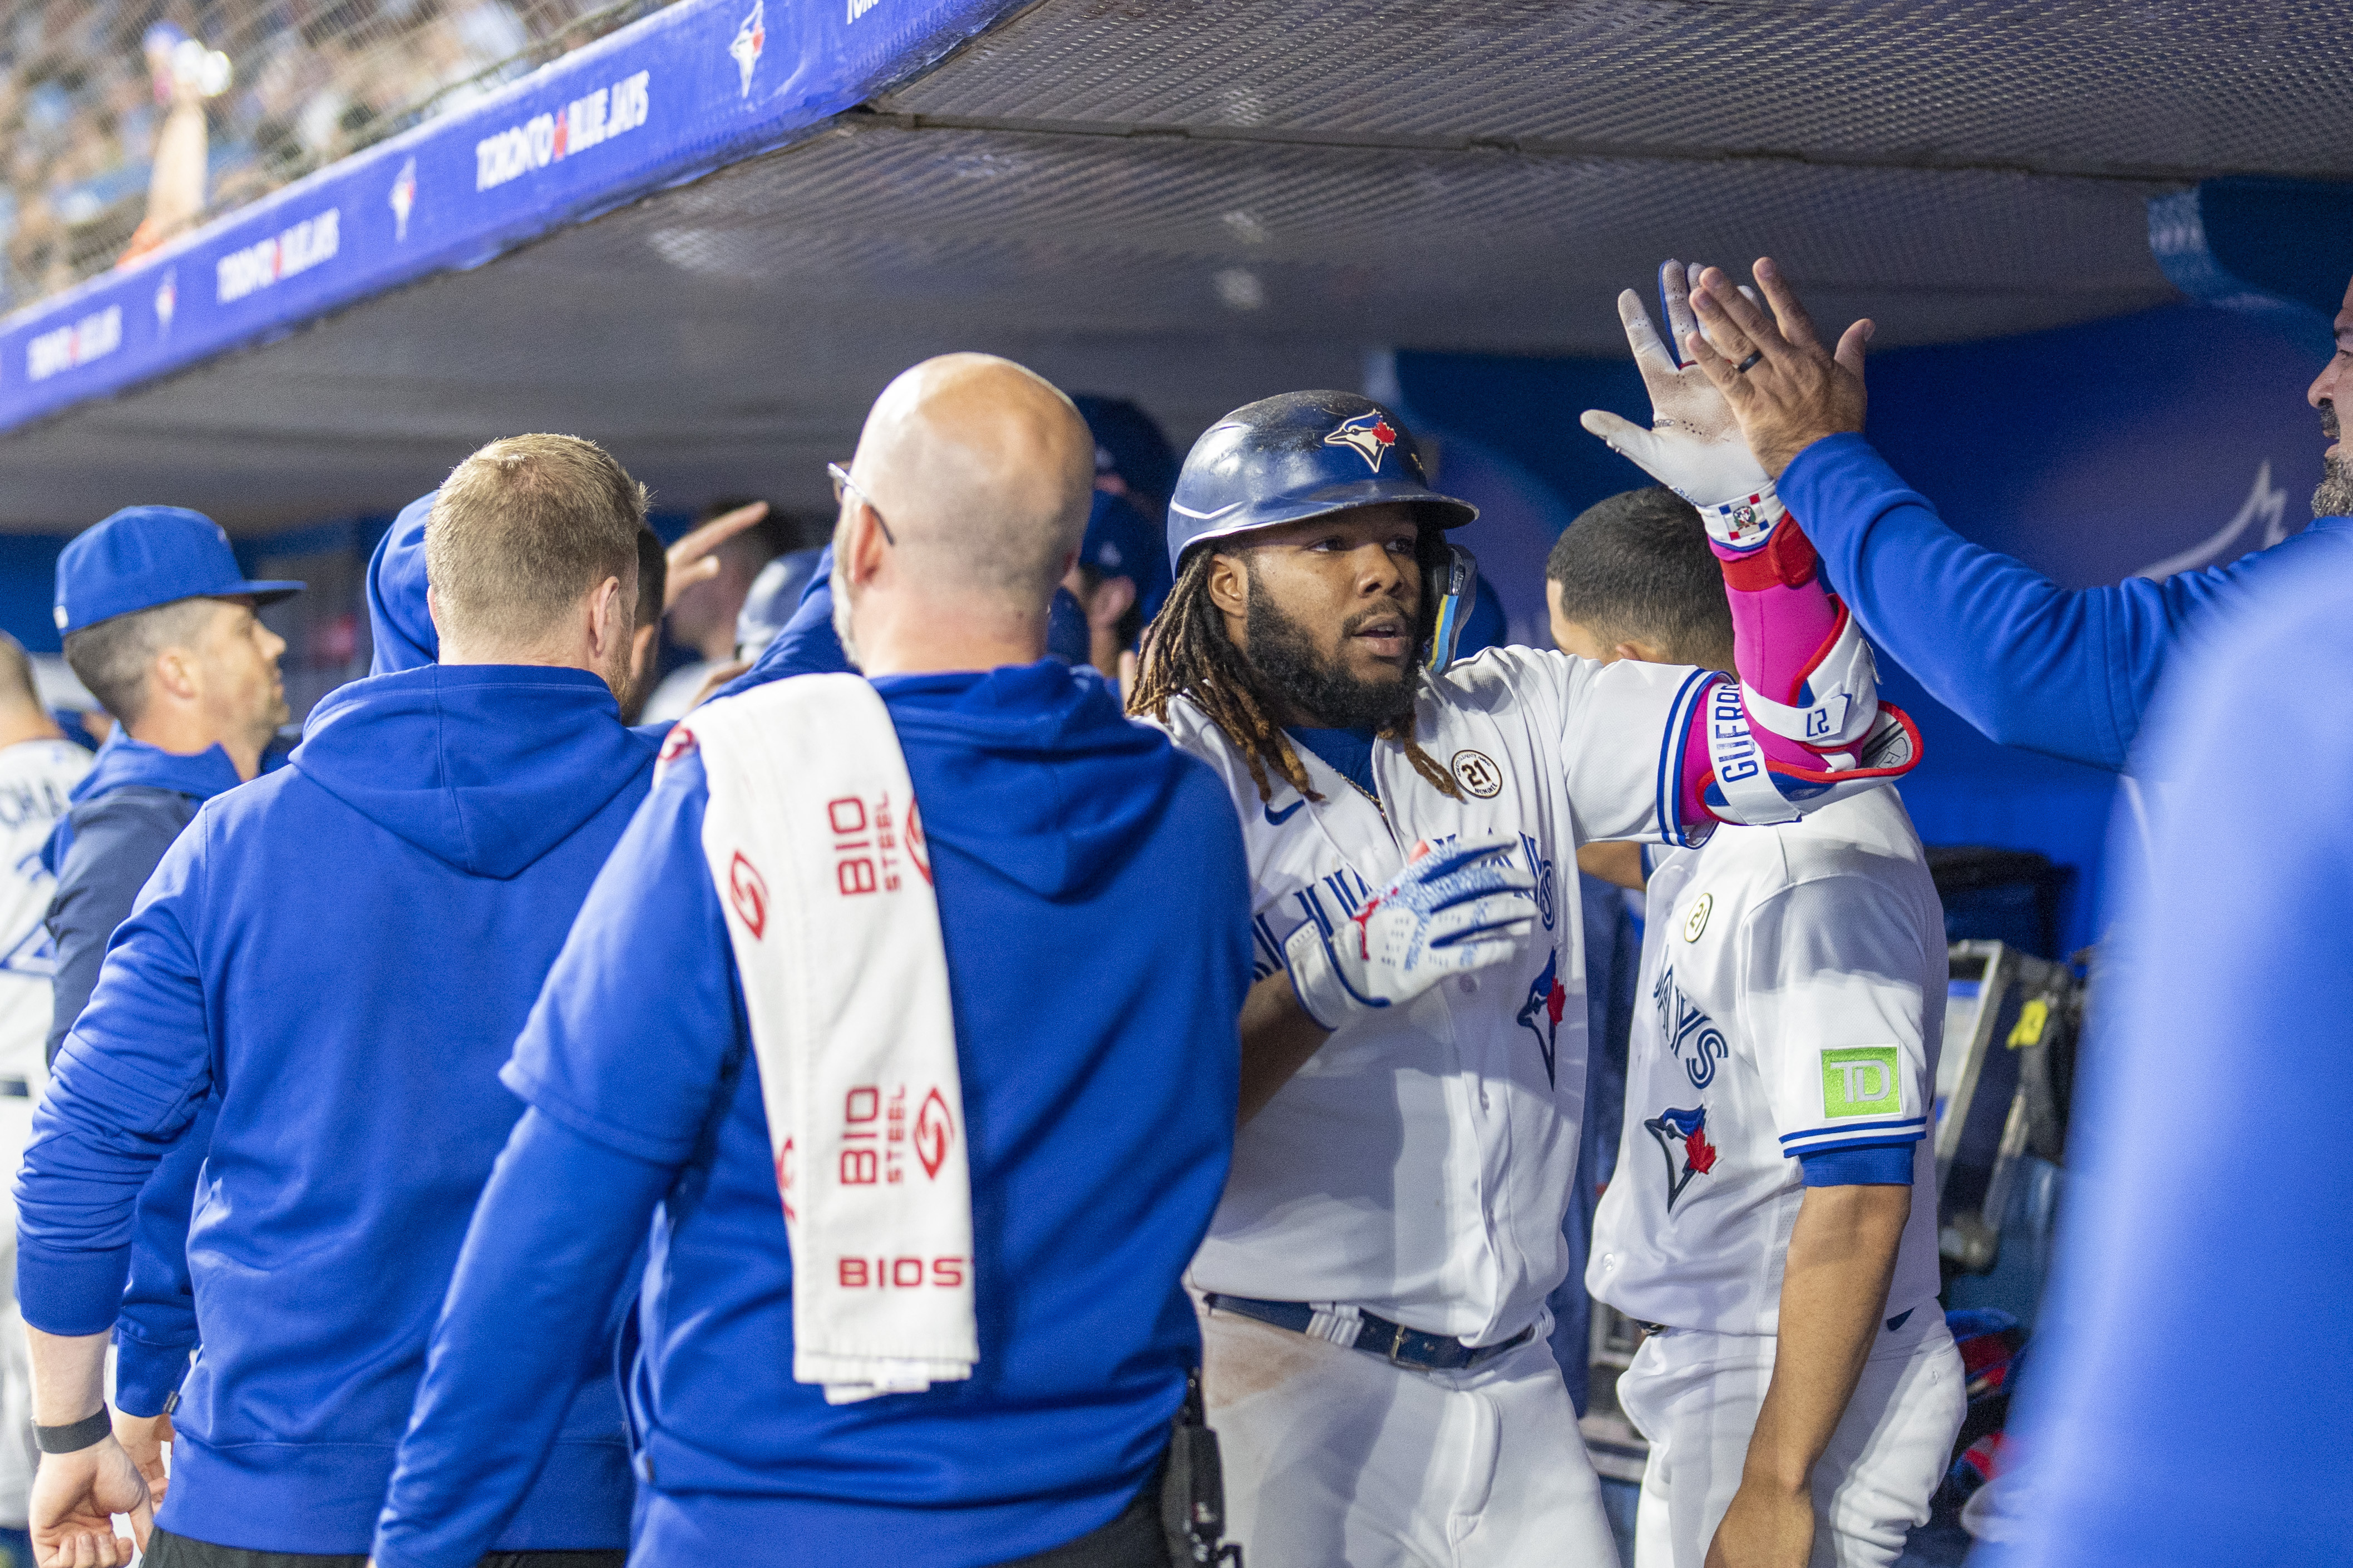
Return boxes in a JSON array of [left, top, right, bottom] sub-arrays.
[[1128, 385, 1923, 1566], [0, 637, 92, 1541], [1551, 483, 1964, 1568]]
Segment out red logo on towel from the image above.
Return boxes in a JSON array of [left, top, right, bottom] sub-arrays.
[[728, 849, 768, 938], [658, 724, 698, 765], [776, 1137, 795, 1222], [914, 1087, 955, 1180], [906, 798, 932, 886]]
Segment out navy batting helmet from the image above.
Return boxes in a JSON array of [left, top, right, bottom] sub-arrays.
[[1166, 391, 1477, 573]]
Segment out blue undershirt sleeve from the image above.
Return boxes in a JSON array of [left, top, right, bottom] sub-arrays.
[[1777, 433, 2353, 773], [1798, 1144, 1916, 1186]]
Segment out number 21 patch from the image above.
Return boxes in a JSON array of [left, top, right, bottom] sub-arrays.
[[1821, 1046, 1901, 1118]]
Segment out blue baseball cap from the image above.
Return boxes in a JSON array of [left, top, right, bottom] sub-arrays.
[[1071, 394, 1179, 518], [55, 506, 304, 636], [1077, 491, 1175, 624]]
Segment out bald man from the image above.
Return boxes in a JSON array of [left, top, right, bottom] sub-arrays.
[[370, 355, 1252, 1568]]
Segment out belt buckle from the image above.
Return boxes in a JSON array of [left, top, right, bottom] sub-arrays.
[[1380, 1319, 1415, 1367]]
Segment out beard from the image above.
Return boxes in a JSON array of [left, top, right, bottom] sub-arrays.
[[1241, 568, 1419, 731], [2317, 402, 2353, 518]]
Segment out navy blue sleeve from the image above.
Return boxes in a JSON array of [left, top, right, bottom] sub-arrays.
[[374, 752, 741, 1568], [43, 793, 190, 1068], [1798, 1145, 1915, 1186], [110, 1106, 212, 1414], [1778, 433, 2353, 772], [17, 822, 212, 1337], [1987, 553, 2353, 1566], [374, 1111, 669, 1568], [711, 547, 849, 703]]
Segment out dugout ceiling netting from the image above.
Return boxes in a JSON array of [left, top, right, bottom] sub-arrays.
[[885, 0, 2353, 181], [1, 0, 2346, 528], [1, 0, 676, 311]]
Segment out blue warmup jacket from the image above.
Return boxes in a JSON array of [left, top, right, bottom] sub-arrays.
[[39, 737, 250, 1414], [17, 664, 658, 1554], [374, 661, 1251, 1568], [1985, 550, 2353, 1566], [1780, 433, 2353, 772]]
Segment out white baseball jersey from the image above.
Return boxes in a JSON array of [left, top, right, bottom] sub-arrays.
[[1164, 645, 1715, 1344], [1587, 788, 1944, 1337], [0, 739, 89, 1092]]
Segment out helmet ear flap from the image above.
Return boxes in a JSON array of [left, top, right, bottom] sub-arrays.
[[1410, 517, 1450, 662]]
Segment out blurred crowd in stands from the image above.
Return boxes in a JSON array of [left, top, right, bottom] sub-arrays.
[[0, 0, 664, 309]]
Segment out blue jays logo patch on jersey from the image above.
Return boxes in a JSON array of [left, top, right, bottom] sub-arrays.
[[1651, 963, 1728, 1091], [1517, 948, 1566, 1088], [1644, 1105, 1718, 1211], [1323, 412, 1397, 472]]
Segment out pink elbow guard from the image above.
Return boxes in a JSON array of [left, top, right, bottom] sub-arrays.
[[1673, 486, 1924, 829]]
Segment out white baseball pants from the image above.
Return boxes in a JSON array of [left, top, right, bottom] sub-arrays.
[[1201, 1303, 1620, 1568], [1615, 1309, 1964, 1568]]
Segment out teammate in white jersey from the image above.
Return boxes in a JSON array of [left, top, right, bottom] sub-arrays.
[[1128, 387, 1923, 1566], [0, 635, 92, 1549], [1552, 486, 1964, 1568]]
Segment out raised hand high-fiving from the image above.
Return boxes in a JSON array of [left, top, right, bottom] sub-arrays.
[[1681, 257, 1872, 478], [1580, 261, 1772, 508]]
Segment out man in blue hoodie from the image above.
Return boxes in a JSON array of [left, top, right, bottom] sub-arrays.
[[17, 434, 661, 1568], [36, 508, 304, 1482], [1591, 259, 2353, 773], [370, 354, 1252, 1568]]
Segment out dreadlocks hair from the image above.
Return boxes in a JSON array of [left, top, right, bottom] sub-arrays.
[[1127, 522, 1465, 806]]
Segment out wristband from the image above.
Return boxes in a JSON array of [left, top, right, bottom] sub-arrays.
[[1694, 483, 1785, 553], [34, 1409, 110, 1454]]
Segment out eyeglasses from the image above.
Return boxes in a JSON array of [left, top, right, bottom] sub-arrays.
[[827, 462, 896, 546]]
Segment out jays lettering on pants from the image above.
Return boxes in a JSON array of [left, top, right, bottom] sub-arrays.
[[1615, 1312, 1965, 1568], [1201, 1304, 1618, 1568]]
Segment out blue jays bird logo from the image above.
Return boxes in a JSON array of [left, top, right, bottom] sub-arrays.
[[1517, 949, 1567, 1088], [1324, 412, 1397, 473], [730, 0, 765, 96], [1644, 1106, 1719, 1211]]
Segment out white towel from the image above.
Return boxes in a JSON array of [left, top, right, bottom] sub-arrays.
[[679, 673, 976, 1404]]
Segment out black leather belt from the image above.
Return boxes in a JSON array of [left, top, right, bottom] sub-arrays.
[[1205, 1293, 1535, 1372]]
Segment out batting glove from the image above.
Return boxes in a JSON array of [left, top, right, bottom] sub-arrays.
[[1579, 260, 1774, 510], [1284, 834, 1537, 1030]]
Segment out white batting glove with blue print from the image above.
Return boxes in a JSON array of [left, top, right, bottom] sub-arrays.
[[1283, 834, 1537, 1030]]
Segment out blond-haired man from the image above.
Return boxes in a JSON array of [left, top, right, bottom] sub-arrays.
[[17, 436, 658, 1568]]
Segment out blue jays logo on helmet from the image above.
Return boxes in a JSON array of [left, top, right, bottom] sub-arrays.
[[1164, 390, 1479, 573], [1324, 411, 1397, 473]]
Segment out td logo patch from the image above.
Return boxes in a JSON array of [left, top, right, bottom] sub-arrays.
[[1821, 1046, 1901, 1119]]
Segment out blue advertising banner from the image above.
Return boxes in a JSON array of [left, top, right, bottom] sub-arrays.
[[0, 0, 1021, 435]]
